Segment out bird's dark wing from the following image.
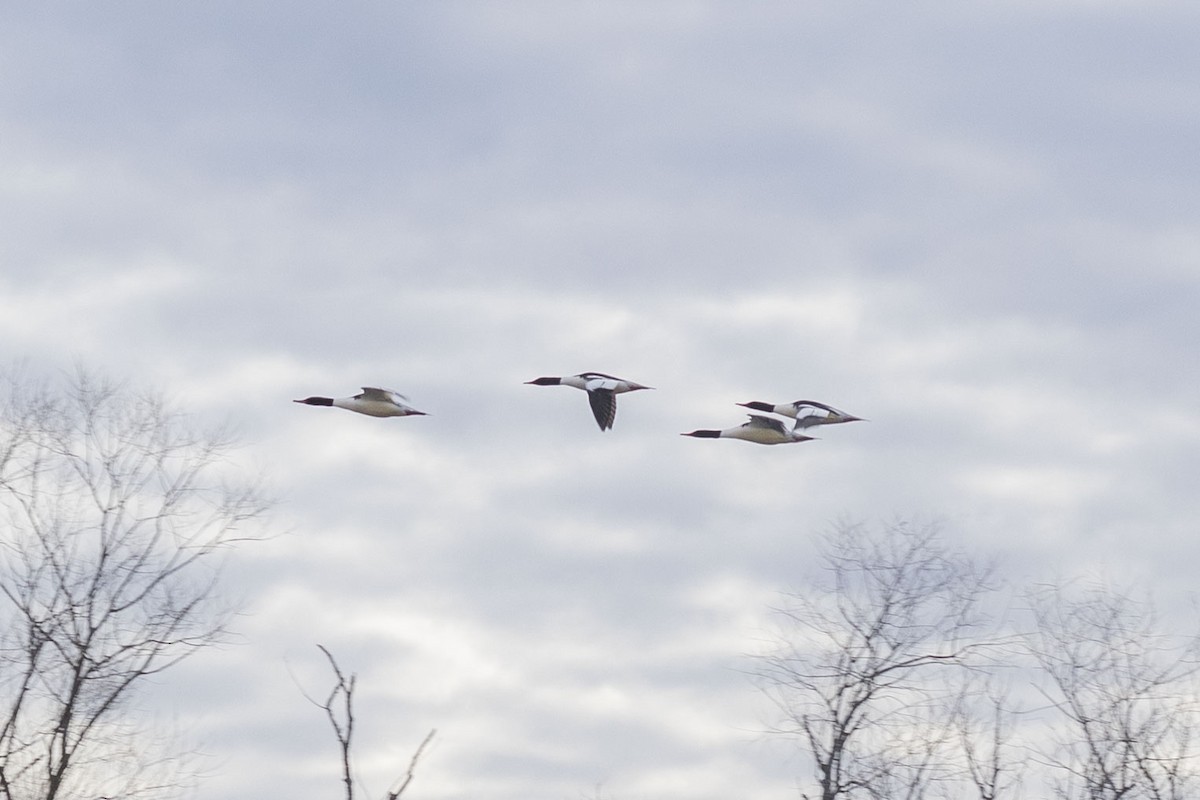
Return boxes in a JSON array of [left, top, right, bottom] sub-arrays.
[[587, 388, 617, 431]]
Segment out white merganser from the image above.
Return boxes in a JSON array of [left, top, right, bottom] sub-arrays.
[[736, 399, 864, 430], [524, 372, 654, 431], [681, 414, 818, 445], [293, 387, 427, 418]]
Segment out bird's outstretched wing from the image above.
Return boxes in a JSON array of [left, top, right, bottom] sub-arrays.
[[791, 399, 839, 414], [587, 388, 617, 431], [745, 414, 789, 435], [359, 387, 409, 402]]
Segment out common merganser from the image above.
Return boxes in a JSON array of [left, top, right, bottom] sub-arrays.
[[736, 399, 864, 430], [524, 372, 654, 431], [681, 414, 818, 445], [293, 387, 427, 418]]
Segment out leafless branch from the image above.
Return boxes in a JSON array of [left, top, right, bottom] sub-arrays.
[[756, 519, 1001, 800], [0, 366, 270, 800], [314, 644, 357, 800], [304, 646, 436, 800], [385, 728, 437, 800], [1025, 580, 1200, 800]]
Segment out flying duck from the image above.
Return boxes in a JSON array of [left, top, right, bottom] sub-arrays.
[[736, 399, 864, 430], [681, 414, 818, 445], [293, 387, 427, 418], [524, 372, 654, 431]]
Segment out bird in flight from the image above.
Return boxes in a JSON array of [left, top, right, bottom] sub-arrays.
[[681, 414, 818, 446], [736, 399, 864, 430], [525, 372, 653, 431], [294, 387, 427, 418]]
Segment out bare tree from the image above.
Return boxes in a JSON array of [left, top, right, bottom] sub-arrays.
[[756, 519, 999, 800], [0, 366, 270, 800], [1026, 581, 1200, 800], [949, 678, 1023, 800], [303, 645, 435, 800]]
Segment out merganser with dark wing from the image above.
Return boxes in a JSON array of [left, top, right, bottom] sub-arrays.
[[524, 372, 654, 431], [293, 387, 427, 418], [681, 414, 818, 445], [736, 399, 864, 430]]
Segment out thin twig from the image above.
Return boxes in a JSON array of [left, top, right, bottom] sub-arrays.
[[386, 728, 437, 800], [315, 644, 356, 800]]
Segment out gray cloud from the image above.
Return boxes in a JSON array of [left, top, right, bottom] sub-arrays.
[[3, 2, 1199, 798]]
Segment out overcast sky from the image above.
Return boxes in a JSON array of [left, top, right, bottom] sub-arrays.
[[2, 2, 1199, 798]]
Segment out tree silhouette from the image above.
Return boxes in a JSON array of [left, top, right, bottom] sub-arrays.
[[757, 520, 998, 800], [759, 521, 1200, 800], [1027, 582, 1200, 800], [0, 367, 270, 800]]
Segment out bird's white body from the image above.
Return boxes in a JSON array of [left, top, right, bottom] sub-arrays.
[[682, 415, 817, 446], [525, 371, 653, 431], [294, 387, 426, 418]]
